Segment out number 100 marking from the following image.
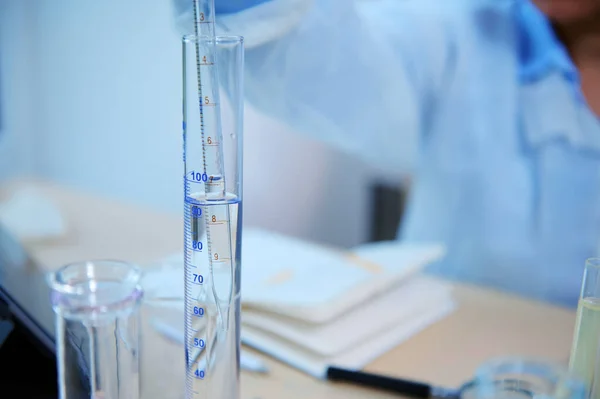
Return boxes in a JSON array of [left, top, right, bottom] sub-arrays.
[[192, 172, 208, 182]]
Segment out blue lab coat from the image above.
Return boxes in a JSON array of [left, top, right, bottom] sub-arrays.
[[174, 0, 600, 307]]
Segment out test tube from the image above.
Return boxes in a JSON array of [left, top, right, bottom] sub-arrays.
[[47, 260, 143, 399], [569, 258, 600, 398]]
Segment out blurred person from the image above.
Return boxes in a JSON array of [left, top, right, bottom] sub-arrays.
[[173, 0, 600, 307]]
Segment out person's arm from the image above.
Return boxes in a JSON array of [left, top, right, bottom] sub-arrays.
[[173, 0, 457, 177]]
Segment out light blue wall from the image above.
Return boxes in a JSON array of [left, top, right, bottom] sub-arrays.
[[0, 1, 38, 180], [32, 0, 183, 211]]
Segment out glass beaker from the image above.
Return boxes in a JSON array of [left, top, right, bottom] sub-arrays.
[[47, 260, 143, 399], [462, 357, 586, 399], [569, 258, 600, 398], [182, 35, 243, 399]]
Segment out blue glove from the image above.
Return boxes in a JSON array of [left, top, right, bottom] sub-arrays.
[[215, 0, 271, 14]]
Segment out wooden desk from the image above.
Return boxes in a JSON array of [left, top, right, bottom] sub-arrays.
[[1, 180, 577, 399]]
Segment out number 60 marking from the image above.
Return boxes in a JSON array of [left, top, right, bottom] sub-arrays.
[[193, 307, 204, 316]]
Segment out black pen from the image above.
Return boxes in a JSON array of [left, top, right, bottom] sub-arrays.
[[326, 366, 460, 399]]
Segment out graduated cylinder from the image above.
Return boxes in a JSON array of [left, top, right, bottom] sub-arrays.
[[182, 34, 244, 399]]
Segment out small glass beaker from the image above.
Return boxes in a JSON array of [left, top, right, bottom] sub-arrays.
[[47, 260, 143, 399], [461, 357, 586, 399], [569, 258, 600, 398]]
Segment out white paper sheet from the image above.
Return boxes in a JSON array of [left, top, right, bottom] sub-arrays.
[[241, 295, 456, 379], [242, 277, 453, 356], [143, 230, 455, 379], [147, 276, 456, 379], [148, 228, 447, 325]]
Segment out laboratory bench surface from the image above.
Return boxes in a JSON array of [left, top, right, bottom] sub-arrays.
[[1, 180, 577, 399]]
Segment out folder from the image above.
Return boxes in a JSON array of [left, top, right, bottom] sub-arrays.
[[143, 228, 456, 378]]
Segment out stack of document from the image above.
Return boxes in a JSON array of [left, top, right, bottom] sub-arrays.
[[143, 228, 456, 379]]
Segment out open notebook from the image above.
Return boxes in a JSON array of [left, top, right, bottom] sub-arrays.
[[143, 228, 455, 378]]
